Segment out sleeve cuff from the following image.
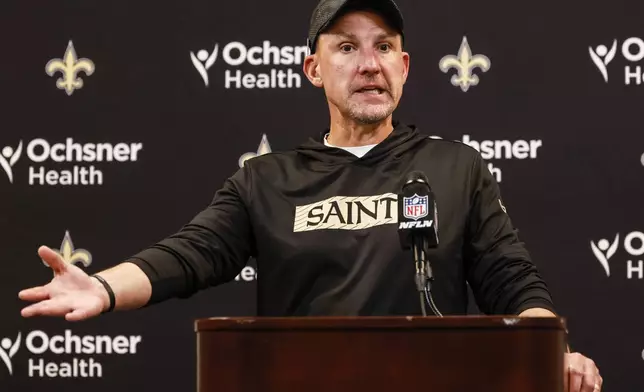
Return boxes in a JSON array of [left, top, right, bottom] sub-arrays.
[[511, 298, 558, 316], [125, 247, 189, 305]]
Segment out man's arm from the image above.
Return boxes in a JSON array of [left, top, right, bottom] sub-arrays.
[[518, 307, 556, 317], [20, 165, 255, 320], [462, 151, 556, 315], [122, 165, 257, 306], [91, 262, 153, 312], [460, 153, 601, 390]]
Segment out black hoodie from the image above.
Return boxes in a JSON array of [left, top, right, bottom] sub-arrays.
[[128, 122, 555, 316]]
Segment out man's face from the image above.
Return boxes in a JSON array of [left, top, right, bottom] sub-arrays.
[[305, 10, 410, 124]]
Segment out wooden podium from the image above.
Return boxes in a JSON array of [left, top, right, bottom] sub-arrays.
[[195, 316, 566, 392]]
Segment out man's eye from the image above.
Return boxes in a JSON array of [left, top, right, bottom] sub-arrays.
[[379, 44, 391, 52], [340, 44, 354, 52]]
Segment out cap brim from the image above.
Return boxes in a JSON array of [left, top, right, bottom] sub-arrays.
[[308, 0, 404, 53]]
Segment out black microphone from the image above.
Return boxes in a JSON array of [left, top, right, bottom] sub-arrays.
[[397, 170, 442, 317], [398, 171, 438, 250]]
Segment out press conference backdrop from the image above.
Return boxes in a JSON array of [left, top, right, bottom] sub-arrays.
[[0, 0, 642, 390]]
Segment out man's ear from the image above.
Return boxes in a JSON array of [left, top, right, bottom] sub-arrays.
[[401, 51, 410, 84], [303, 54, 324, 88]]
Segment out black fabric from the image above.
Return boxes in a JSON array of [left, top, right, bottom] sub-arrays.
[[128, 122, 556, 317]]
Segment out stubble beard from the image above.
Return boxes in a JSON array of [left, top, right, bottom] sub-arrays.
[[344, 97, 395, 124]]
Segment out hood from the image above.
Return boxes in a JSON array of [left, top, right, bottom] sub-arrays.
[[295, 121, 428, 166]]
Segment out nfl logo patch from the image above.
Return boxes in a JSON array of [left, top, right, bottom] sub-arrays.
[[403, 194, 428, 220]]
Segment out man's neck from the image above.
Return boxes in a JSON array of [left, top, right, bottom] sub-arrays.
[[327, 116, 394, 147]]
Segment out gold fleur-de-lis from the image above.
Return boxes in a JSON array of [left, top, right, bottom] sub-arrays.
[[47, 231, 93, 268], [45, 41, 95, 96], [439, 37, 491, 92], [238, 134, 272, 167]]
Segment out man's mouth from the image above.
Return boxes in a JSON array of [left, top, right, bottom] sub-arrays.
[[355, 87, 385, 95]]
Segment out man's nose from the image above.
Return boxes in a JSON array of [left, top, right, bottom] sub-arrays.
[[357, 49, 381, 74]]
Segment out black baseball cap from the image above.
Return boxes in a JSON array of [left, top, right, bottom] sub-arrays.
[[307, 0, 405, 54]]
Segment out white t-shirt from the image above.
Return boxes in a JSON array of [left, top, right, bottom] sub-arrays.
[[323, 133, 378, 158]]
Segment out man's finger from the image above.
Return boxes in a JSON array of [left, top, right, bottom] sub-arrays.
[[21, 301, 49, 318], [564, 362, 570, 391], [21, 298, 72, 318], [38, 246, 66, 274], [581, 364, 599, 392], [65, 308, 93, 322], [569, 365, 583, 392], [18, 286, 49, 302]]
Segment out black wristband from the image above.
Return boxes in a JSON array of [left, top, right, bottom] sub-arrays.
[[92, 274, 115, 313]]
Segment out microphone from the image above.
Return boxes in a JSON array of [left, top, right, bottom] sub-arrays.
[[397, 170, 443, 317]]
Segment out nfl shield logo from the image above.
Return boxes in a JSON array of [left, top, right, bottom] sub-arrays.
[[403, 194, 428, 220]]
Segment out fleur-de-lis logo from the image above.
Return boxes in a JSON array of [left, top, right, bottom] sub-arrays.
[[46, 231, 93, 269], [439, 36, 491, 92], [45, 41, 95, 96], [238, 134, 272, 167]]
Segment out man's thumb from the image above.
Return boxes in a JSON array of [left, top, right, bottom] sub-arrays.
[[38, 246, 66, 273]]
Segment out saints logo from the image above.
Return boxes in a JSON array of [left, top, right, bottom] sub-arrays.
[[439, 36, 491, 92], [239, 134, 272, 167], [46, 231, 93, 270], [45, 41, 95, 96]]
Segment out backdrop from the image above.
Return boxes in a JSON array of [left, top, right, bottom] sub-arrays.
[[1, 0, 642, 390]]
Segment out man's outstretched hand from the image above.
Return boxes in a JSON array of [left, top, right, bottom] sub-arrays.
[[19, 246, 109, 322]]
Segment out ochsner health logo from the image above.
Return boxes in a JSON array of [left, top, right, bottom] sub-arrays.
[[1, 329, 142, 378], [0, 333, 21, 376], [0, 138, 143, 186], [590, 234, 620, 276], [0, 141, 23, 184], [190, 40, 308, 89], [190, 44, 219, 87], [427, 134, 543, 183], [591, 231, 644, 279], [589, 38, 644, 84]]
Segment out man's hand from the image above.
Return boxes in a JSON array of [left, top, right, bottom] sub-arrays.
[[517, 308, 603, 391], [19, 246, 109, 321], [565, 352, 602, 392]]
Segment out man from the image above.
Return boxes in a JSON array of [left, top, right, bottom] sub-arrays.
[[18, 0, 601, 390]]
